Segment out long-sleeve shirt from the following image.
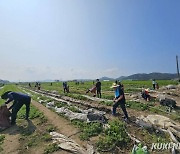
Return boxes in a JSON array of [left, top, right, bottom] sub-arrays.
[[5, 92, 31, 109]]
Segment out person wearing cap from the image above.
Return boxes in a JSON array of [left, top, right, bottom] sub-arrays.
[[1, 91, 31, 125], [111, 83, 129, 121]]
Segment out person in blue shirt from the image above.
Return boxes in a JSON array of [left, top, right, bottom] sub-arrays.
[[1, 91, 31, 125], [111, 83, 129, 121]]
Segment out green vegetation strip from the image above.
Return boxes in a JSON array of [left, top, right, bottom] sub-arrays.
[[44, 143, 60, 154], [72, 120, 103, 141], [97, 120, 130, 152], [126, 101, 180, 121], [0, 135, 5, 152], [20, 80, 178, 99]]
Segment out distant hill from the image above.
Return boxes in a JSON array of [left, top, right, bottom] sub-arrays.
[[116, 73, 177, 80], [116, 76, 126, 81], [99, 77, 114, 81], [38, 79, 56, 82], [0, 79, 10, 84]]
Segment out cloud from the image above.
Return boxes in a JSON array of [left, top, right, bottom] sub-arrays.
[[0, 65, 128, 82]]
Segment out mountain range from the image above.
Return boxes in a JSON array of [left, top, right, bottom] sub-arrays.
[[100, 73, 178, 81], [0, 79, 10, 83], [0, 73, 178, 83]]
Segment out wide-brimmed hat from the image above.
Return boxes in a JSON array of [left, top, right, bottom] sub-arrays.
[[145, 88, 150, 92], [110, 83, 119, 88]]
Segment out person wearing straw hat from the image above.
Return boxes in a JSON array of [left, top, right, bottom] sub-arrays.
[[111, 83, 129, 121], [141, 88, 150, 101]]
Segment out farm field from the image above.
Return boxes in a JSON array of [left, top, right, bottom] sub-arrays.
[[0, 80, 180, 154]]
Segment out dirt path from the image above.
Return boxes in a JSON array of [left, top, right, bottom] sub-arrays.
[[1, 98, 88, 154], [1, 125, 20, 154], [31, 100, 88, 150]]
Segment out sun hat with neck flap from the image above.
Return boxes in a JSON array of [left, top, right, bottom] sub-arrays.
[[110, 83, 119, 88]]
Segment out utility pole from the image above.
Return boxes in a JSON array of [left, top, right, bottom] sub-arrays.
[[176, 55, 180, 82]]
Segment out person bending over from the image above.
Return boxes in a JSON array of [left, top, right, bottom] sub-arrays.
[[1, 91, 31, 125]]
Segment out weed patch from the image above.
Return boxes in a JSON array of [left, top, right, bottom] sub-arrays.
[[44, 143, 60, 154], [0, 135, 5, 152], [72, 120, 103, 140], [126, 101, 149, 111], [96, 120, 130, 152]]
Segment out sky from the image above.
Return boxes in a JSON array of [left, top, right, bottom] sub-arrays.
[[0, 0, 180, 82]]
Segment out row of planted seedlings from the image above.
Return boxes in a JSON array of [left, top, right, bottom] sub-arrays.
[[21, 87, 132, 153], [0, 85, 61, 154], [25, 84, 180, 122], [29, 86, 180, 124], [21, 87, 172, 153], [98, 98, 180, 122]]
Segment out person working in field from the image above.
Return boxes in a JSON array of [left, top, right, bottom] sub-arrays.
[[116, 80, 124, 91], [96, 79, 101, 98], [111, 83, 129, 121], [152, 79, 156, 90], [86, 85, 96, 97], [156, 82, 159, 89], [1, 91, 31, 125], [63, 82, 69, 93], [141, 89, 150, 101]]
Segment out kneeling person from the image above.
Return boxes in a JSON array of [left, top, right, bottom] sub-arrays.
[[1, 91, 31, 125]]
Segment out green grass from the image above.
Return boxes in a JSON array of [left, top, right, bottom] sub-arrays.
[[68, 106, 82, 113], [65, 93, 89, 101], [0, 135, 5, 152], [96, 120, 130, 151], [20, 80, 178, 101], [126, 101, 149, 111], [142, 129, 170, 144], [17, 104, 46, 120], [100, 100, 113, 106], [72, 120, 103, 140], [55, 101, 68, 108], [44, 143, 60, 154]]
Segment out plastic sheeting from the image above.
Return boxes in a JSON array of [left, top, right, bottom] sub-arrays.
[[136, 115, 180, 142], [50, 132, 96, 154], [55, 107, 107, 123]]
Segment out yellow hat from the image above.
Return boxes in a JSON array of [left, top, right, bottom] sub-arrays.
[[110, 83, 119, 88]]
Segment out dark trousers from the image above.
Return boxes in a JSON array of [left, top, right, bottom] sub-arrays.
[[112, 101, 128, 119], [11, 98, 31, 124], [153, 84, 156, 90], [97, 89, 101, 98]]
